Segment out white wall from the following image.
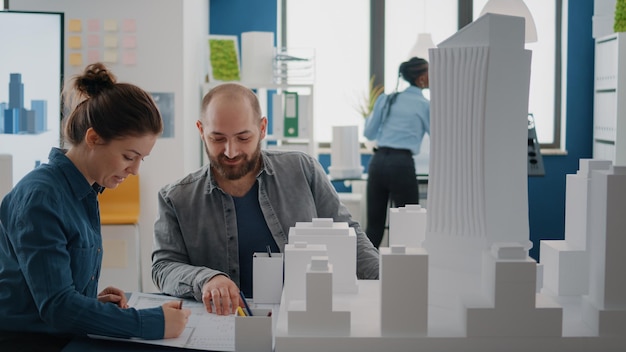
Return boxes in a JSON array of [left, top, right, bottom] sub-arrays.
[[11, 0, 207, 292]]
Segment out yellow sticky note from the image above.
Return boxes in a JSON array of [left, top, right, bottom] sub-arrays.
[[68, 36, 82, 49], [68, 19, 82, 32], [69, 53, 83, 66], [104, 19, 118, 32], [103, 50, 118, 63], [104, 35, 118, 48]]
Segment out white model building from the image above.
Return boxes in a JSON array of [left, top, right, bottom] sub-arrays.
[[274, 13, 626, 351], [465, 243, 562, 337], [288, 218, 358, 293], [388, 204, 427, 247], [582, 165, 626, 335], [283, 242, 327, 303], [540, 159, 611, 296], [424, 13, 533, 325], [380, 245, 428, 336], [287, 256, 351, 336]]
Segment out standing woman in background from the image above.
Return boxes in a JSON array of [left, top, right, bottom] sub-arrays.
[[0, 63, 190, 351], [363, 57, 430, 248]]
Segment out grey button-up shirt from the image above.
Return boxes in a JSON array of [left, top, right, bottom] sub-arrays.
[[152, 150, 379, 301]]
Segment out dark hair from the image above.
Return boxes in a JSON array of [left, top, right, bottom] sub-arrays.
[[201, 83, 262, 121], [61, 62, 163, 147], [399, 57, 428, 86]]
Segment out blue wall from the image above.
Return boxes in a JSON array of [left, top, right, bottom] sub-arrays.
[[209, 1, 595, 262], [210, 0, 277, 46], [527, 1, 594, 260]]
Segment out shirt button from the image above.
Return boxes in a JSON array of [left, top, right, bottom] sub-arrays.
[[91, 276, 95, 280], [97, 248, 101, 252]]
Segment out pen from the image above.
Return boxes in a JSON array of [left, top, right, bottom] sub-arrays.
[[239, 291, 254, 316], [236, 306, 247, 317], [266, 244, 272, 257], [177, 300, 183, 310]]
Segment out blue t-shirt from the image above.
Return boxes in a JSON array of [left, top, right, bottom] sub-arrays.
[[233, 181, 279, 298], [0, 147, 164, 339]]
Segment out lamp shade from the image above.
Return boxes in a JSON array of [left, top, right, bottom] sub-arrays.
[[408, 33, 436, 60], [480, 0, 538, 43]]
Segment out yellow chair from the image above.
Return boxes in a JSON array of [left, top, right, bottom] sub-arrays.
[[98, 174, 140, 225], [97, 174, 142, 292]]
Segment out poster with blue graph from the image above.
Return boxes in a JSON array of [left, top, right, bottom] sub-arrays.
[[0, 11, 63, 186]]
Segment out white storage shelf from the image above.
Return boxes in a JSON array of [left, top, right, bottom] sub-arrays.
[[593, 33, 626, 165], [201, 82, 316, 158]]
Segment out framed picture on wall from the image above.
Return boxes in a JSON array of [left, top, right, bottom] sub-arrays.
[[207, 35, 241, 83], [0, 11, 64, 187]]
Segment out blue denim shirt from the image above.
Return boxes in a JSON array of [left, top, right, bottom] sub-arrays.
[[152, 150, 380, 301], [364, 85, 430, 155], [0, 148, 163, 339]]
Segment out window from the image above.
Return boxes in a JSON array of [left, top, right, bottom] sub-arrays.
[[283, 0, 563, 148], [473, 0, 562, 148], [284, 0, 370, 143]]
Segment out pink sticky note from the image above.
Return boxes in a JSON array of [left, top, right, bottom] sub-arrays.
[[87, 35, 100, 48], [123, 51, 137, 65], [122, 36, 137, 49], [88, 19, 100, 32], [88, 50, 100, 63], [123, 19, 136, 33]]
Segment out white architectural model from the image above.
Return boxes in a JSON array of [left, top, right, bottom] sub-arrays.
[[286, 256, 351, 336], [466, 244, 562, 337], [388, 204, 427, 247], [272, 13, 626, 351], [380, 245, 428, 336], [288, 218, 358, 293], [582, 165, 626, 335], [540, 159, 611, 295], [283, 242, 327, 302]]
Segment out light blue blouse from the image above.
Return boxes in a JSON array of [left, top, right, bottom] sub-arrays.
[[363, 85, 430, 155], [0, 147, 164, 339]]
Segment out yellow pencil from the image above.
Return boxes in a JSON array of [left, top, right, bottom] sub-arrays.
[[236, 306, 247, 317]]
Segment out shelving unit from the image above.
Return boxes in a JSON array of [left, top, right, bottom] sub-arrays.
[[201, 82, 316, 162], [593, 32, 626, 165]]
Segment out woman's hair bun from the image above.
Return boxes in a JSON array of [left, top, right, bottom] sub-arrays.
[[75, 62, 117, 98]]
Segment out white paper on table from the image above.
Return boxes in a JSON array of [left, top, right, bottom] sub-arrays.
[[89, 292, 235, 351]]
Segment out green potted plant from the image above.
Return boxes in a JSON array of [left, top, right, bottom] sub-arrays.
[[355, 75, 385, 119], [616, 0, 626, 32], [354, 76, 384, 151]]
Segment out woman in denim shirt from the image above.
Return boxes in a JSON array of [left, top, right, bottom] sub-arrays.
[[0, 63, 190, 351]]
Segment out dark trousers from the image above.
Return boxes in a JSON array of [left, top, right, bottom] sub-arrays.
[[366, 147, 420, 248]]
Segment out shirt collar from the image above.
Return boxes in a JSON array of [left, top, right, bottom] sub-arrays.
[[48, 147, 101, 199]]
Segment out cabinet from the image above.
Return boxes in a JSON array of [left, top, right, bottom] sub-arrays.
[[593, 33, 626, 165], [201, 83, 315, 162]]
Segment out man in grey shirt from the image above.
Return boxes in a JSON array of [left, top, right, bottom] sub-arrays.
[[152, 83, 379, 315]]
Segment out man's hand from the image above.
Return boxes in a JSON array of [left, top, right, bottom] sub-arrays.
[[201, 275, 240, 315]]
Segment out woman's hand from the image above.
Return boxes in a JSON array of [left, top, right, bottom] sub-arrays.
[[97, 286, 129, 308], [162, 301, 191, 338]]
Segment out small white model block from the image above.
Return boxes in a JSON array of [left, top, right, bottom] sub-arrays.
[[565, 159, 612, 249], [389, 205, 427, 248], [540, 240, 588, 295], [253, 252, 284, 304], [466, 248, 563, 337], [539, 159, 610, 296], [584, 165, 626, 335], [283, 242, 327, 303], [380, 245, 428, 336], [287, 256, 351, 336], [288, 218, 358, 293]]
